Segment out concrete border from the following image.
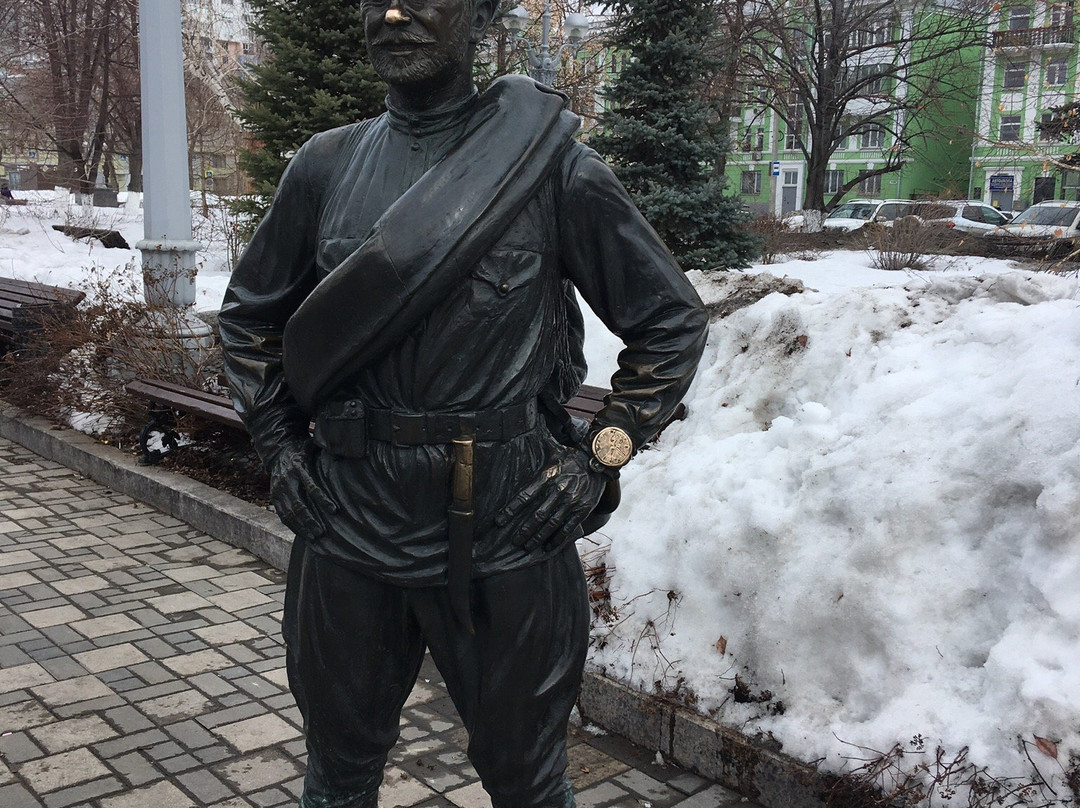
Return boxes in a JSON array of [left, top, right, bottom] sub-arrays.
[[0, 403, 835, 808]]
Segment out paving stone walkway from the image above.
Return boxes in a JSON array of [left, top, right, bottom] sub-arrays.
[[0, 437, 753, 808]]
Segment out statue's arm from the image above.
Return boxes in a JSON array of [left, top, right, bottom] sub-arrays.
[[558, 146, 710, 452], [218, 138, 324, 466]]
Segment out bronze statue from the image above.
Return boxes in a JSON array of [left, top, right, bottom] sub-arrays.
[[218, 0, 708, 803]]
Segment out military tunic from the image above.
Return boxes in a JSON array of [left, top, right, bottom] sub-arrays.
[[219, 89, 707, 583]]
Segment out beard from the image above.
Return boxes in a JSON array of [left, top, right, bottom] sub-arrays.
[[368, 25, 472, 90]]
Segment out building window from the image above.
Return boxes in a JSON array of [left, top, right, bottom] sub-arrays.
[[845, 64, 885, 95], [785, 93, 803, 150], [862, 66, 885, 94], [1003, 60, 1026, 89], [825, 169, 845, 195], [1046, 57, 1067, 86], [741, 170, 762, 195], [1063, 171, 1080, 200], [851, 20, 889, 47], [860, 125, 885, 149], [858, 171, 882, 195], [1049, 3, 1071, 28], [1041, 111, 1056, 141], [1008, 5, 1031, 30], [999, 114, 1022, 141]]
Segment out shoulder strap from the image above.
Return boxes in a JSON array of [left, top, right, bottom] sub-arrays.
[[282, 76, 581, 413]]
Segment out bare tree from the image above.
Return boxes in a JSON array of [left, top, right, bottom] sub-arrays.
[[0, 0, 118, 192], [738, 0, 987, 213]]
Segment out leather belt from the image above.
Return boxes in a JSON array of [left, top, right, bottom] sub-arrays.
[[313, 399, 539, 457]]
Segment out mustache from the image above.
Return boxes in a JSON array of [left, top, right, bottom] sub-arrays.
[[370, 34, 436, 46]]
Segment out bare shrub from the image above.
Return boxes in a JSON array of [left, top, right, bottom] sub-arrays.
[[751, 214, 801, 264], [751, 214, 816, 264], [827, 736, 1075, 808], [190, 195, 250, 271], [0, 263, 222, 440], [869, 217, 936, 271]]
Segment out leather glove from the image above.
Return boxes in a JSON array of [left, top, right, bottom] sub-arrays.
[[494, 446, 608, 553], [268, 440, 337, 538]]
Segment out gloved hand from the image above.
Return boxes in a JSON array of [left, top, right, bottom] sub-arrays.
[[268, 440, 337, 538], [494, 446, 608, 552]]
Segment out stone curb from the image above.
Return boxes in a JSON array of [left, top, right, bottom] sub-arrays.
[[0, 403, 835, 808]]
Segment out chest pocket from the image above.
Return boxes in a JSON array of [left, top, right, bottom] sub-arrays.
[[469, 249, 541, 314], [317, 237, 365, 276]]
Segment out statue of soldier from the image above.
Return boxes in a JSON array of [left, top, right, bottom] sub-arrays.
[[218, 0, 708, 803]]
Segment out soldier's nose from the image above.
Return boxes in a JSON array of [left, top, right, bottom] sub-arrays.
[[385, 2, 411, 24]]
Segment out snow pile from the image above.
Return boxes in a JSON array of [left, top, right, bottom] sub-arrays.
[[587, 262, 1080, 800]]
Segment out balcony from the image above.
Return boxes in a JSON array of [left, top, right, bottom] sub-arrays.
[[991, 25, 1075, 49]]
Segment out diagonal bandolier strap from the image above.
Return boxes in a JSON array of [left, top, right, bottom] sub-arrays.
[[281, 75, 581, 414]]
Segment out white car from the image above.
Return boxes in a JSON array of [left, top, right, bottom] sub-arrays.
[[822, 199, 916, 232], [911, 200, 1012, 234], [986, 201, 1080, 239]]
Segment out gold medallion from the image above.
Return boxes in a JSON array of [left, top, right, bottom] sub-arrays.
[[591, 426, 633, 468]]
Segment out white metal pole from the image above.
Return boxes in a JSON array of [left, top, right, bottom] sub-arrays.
[[136, 0, 211, 347], [137, 0, 206, 314]]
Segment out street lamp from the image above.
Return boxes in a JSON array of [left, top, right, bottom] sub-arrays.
[[501, 2, 591, 87], [137, 0, 213, 372]]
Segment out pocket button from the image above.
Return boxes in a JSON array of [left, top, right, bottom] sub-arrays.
[[498, 282, 511, 294]]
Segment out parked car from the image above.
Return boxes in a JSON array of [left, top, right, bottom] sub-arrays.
[[985, 200, 1080, 239], [911, 200, 1012, 233], [822, 199, 916, 232]]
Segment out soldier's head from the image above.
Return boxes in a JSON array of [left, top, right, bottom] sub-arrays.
[[364, 0, 497, 101]]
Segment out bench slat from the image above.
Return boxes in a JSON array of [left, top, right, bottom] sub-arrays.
[[125, 380, 245, 429], [0, 277, 85, 305], [128, 378, 239, 409]]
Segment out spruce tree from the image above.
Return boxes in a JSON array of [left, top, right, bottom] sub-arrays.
[[234, 0, 386, 221], [591, 0, 759, 270]]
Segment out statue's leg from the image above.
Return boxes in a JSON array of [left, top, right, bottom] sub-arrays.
[[414, 543, 590, 808], [284, 541, 426, 808]]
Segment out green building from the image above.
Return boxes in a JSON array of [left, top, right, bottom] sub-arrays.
[[725, 3, 981, 216], [970, 1, 1079, 211]]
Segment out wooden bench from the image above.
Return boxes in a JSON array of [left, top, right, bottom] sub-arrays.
[[0, 277, 86, 349], [125, 378, 687, 466]]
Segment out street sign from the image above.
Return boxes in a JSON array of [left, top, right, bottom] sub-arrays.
[[989, 174, 1014, 192], [771, 161, 781, 177]]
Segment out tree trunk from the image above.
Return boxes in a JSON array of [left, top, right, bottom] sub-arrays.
[[127, 145, 143, 193]]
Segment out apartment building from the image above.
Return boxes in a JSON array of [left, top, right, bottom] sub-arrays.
[[970, 1, 1078, 210], [725, 1, 980, 216]]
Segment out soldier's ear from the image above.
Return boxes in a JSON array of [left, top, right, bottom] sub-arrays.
[[470, 0, 497, 41]]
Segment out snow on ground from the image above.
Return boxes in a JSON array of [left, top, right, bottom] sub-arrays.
[[4, 197, 1080, 801], [0, 189, 233, 310]]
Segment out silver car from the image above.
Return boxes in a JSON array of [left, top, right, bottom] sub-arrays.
[[912, 200, 1012, 234], [822, 199, 916, 232]]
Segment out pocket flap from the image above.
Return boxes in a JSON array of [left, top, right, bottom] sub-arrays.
[[472, 249, 541, 295]]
